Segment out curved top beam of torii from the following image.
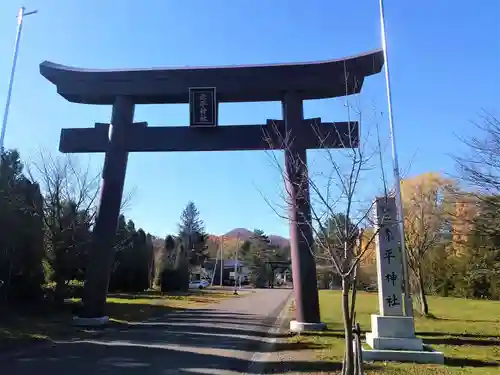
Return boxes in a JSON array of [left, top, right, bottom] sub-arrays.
[[39, 49, 384, 105]]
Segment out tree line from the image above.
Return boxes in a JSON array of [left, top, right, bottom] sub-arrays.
[[0, 147, 290, 306], [0, 151, 212, 303], [311, 113, 500, 319], [0, 150, 158, 303], [317, 171, 500, 316]]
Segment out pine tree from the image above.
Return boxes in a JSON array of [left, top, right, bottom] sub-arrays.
[[178, 201, 208, 267]]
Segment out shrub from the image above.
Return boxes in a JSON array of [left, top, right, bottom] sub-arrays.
[[160, 264, 189, 292]]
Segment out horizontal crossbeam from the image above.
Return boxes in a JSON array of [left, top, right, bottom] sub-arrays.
[[40, 50, 384, 104], [59, 119, 359, 153]]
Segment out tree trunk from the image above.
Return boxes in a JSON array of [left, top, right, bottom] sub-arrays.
[[148, 253, 155, 289], [54, 277, 66, 305], [153, 255, 164, 290], [4, 254, 13, 302], [341, 278, 354, 375], [350, 267, 359, 323], [417, 268, 429, 316]]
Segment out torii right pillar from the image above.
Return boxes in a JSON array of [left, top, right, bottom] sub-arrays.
[[283, 91, 325, 332]]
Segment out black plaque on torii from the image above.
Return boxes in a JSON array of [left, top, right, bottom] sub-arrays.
[[189, 87, 217, 127], [40, 50, 384, 324]]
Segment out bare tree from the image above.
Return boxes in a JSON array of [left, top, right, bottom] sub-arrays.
[[454, 112, 500, 207], [27, 150, 135, 300], [29, 151, 100, 219], [26, 152, 100, 301], [261, 101, 388, 374]]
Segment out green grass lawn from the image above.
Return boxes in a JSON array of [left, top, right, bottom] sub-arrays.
[[289, 290, 500, 375], [0, 288, 238, 353]]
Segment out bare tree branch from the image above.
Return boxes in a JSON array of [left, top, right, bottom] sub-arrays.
[[260, 98, 389, 375]]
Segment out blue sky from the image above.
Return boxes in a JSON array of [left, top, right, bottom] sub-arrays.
[[0, 0, 498, 238]]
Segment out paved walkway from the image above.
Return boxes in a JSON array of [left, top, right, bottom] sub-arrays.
[[1, 289, 293, 374]]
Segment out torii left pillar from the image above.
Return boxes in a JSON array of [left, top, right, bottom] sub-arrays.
[[77, 96, 134, 323]]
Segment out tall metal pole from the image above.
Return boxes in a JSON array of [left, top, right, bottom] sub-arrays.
[[0, 7, 38, 154], [220, 236, 224, 287], [378, 0, 414, 317], [210, 245, 219, 286], [233, 234, 240, 295]]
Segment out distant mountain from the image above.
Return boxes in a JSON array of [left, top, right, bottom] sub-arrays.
[[151, 229, 290, 250], [221, 228, 290, 248], [223, 228, 254, 240]]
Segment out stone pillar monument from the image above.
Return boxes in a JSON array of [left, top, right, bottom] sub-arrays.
[[364, 197, 444, 363]]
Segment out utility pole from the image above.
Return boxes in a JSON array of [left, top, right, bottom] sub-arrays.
[[220, 236, 224, 287], [210, 244, 219, 287], [233, 234, 240, 295], [1, 7, 38, 153]]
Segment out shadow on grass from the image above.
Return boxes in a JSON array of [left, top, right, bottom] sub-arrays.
[[0, 300, 81, 353], [0, 298, 182, 354], [104, 302, 175, 322], [422, 315, 500, 323], [255, 359, 382, 374], [445, 357, 500, 368], [87, 295, 239, 323], [422, 336, 500, 347], [418, 330, 500, 348], [293, 329, 500, 370], [107, 293, 166, 300], [418, 331, 500, 340], [107, 289, 235, 300], [295, 329, 345, 339]]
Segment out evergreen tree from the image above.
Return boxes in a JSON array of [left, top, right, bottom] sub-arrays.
[[146, 233, 155, 288], [165, 235, 177, 266], [241, 229, 281, 287], [0, 150, 45, 300], [178, 201, 208, 267], [109, 217, 152, 292]]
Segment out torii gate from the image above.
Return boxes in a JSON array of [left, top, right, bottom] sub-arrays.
[[40, 49, 384, 330]]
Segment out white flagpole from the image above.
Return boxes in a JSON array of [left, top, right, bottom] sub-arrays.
[[0, 7, 38, 154], [378, 0, 414, 317]]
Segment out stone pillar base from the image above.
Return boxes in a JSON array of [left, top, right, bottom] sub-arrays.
[[364, 314, 444, 364], [366, 314, 422, 351], [366, 333, 423, 351], [289, 320, 326, 333], [72, 315, 109, 327], [362, 345, 445, 364]]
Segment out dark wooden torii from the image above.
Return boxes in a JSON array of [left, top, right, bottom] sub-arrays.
[[40, 49, 384, 327]]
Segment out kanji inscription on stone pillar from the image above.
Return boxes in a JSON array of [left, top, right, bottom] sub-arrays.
[[374, 196, 404, 316]]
